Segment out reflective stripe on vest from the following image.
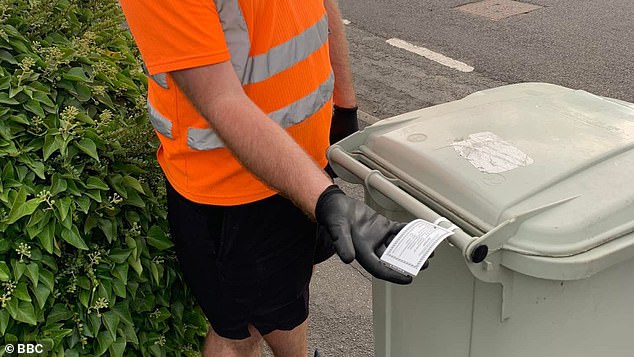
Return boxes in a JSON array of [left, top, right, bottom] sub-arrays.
[[147, 101, 173, 139], [151, 73, 168, 89], [142, 63, 169, 89], [187, 71, 334, 150], [215, 0, 328, 85], [147, 2, 332, 150]]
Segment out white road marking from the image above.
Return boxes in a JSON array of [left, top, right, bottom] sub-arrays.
[[386, 38, 474, 72], [342, 19, 351, 25]]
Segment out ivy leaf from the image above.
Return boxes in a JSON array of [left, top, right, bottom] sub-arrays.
[[24, 99, 45, 117], [43, 134, 61, 161], [112, 303, 133, 326], [99, 219, 116, 243], [122, 175, 144, 194], [109, 340, 126, 357], [86, 176, 109, 190], [0, 309, 9, 335], [102, 311, 120, 340], [108, 248, 130, 264], [146, 225, 174, 251], [63, 67, 90, 82], [0, 261, 10, 281], [74, 137, 99, 161], [14, 282, 31, 302], [0, 49, 17, 64], [0, 92, 20, 105], [39, 268, 54, 291], [50, 174, 67, 195], [32, 284, 51, 309], [15, 301, 37, 325], [55, 196, 72, 222], [47, 304, 73, 323], [37, 223, 55, 254], [6, 188, 40, 225], [112, 279, 126, 298], [97, 331, 115, 356], [61, 226, 89, 250], [25, 262, 39, 288]]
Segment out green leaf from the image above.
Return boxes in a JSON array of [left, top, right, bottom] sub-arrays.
[[50, 174, 67, 195], [108, 248, 131, 264], [102, 311, 120, 340], [75, 82, 92, 101], [128, 255, 143, 276], [13, 261, 25, 280], [86, 176, 109, 190], [112, 279, 126, 298], [64, 67, 90, 82], [112, 303, 133, 326], [88, 312, 102, 337], [46, 304, 72, 323], [33, 284, 50, 309], [0, 261, 10, 281], [5, 186, 26, 224], [79, 289, 90, 308], [14, 282, 31, 302], [55, 196, 72, 222], [32, 90, 55, 108], [0, 49, 17, 64], [39, 268, 54, 291], [99, 219, 116, 243], [24, 99, 45, 117], [113, 264, 128, 284], [61, 226, 88, 250], [146, 225, 174, 251], [15, 301, 37, 325], [76, 195, 91, 214], [0, 92, 20, 105], [43, 134, 61, 161], [0, 309, 9, 335], [124, 190, 145, 208], [109, 340, 126, 357], [74, 137, 99, 161], [37, 223, 55, 254], [122, 175, 144, 194], [85, 189, 102, 203], [25, 262, 39, 288]]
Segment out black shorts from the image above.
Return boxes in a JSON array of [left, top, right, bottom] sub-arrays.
[[166, 181, 317, 339]]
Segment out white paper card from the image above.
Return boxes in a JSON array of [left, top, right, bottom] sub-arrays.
[[380, 219, 455, 276]]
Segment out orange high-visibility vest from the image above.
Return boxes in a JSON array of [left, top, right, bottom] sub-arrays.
[[120, 0, 333, 205]]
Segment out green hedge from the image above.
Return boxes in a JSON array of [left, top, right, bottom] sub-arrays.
[[0, 0, 207, 355]]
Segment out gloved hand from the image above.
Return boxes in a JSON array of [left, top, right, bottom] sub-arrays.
[[315, 185, 413, 284], [329, 105, 359, 144], [325, 105, 359, 178]]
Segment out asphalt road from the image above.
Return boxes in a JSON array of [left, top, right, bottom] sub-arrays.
[[268, 2, 633, 356]]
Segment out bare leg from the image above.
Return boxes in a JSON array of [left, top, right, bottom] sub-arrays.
[[263, 320, 308, 357], [202, 325, 263, 357]]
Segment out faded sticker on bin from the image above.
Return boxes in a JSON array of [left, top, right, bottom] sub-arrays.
[[380, 219, 455, 277], [451, 132, 533, 174]]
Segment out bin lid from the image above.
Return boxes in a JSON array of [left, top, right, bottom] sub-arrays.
[[351, 83, 634, 260]]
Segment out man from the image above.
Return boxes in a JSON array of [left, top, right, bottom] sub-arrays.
[[120, 0, 416, 355]]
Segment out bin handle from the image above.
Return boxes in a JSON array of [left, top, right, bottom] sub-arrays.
[[328, 146, 488, 263]]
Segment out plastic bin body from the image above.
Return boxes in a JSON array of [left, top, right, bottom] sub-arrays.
[[369, 203, 634, 357], [328, 83, 634, 357]]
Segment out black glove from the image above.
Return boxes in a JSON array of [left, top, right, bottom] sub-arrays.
[[325, 106, 359, 178], [315, 185, 413, 284], [329, 105, 359, 144]]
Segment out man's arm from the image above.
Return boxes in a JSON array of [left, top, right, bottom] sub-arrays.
[[171, 62, 332, 218], [325, 0, 357, 108]]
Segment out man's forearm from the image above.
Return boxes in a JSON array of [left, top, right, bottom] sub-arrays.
[[325, 0, 357, 108], [172, 63, 332, 217]]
